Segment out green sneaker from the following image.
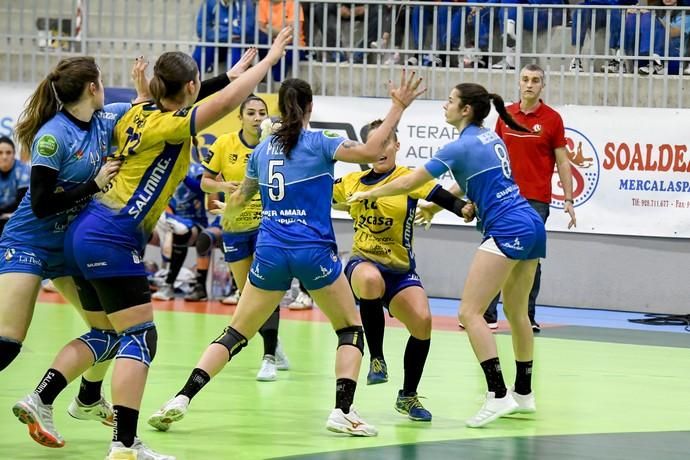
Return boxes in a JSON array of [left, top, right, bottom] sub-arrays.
[[395, 390, 432, 421]]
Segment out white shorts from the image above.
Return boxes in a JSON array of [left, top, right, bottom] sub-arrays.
[[478, 237, 507, 258]]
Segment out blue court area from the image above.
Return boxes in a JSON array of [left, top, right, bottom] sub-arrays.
[[429, 297, 690, 334]]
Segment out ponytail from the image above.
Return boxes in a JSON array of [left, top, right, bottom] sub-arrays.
[[489, 93, 530, 133], [15, 57, 99, 155], [272, 79, 312, 159], [150, 52, 198, 111], [454, 83, 531, 133]]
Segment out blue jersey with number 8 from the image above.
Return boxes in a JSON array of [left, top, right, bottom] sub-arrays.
[[424, 124, 533, 235], [246, 129, 345, 248]]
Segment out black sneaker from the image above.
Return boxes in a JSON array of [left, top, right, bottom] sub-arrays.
[[184, 284, 208, 302], [531, 321, 541, 333]]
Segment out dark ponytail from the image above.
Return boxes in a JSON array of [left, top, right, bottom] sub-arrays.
[[488, 93, 530, 133], [272, 78, 312, 159], [15, 56, 99, 154], [454, 83, 530, 133], [150, 51, 198, 111]]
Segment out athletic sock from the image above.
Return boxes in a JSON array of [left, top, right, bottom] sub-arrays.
[[196, 269, 208, 286], [258, 307, 280, 356], [402, 336, 430, 396], [34, 368, 68, 405], [479, 357, 507, 398], [359, 298, 385, 359], [112, 405, 138, 447], [176, 367, 211, 401], [77, 376, 103, 405], [514, 360, 533, 395], [335, 378, 357, 413]]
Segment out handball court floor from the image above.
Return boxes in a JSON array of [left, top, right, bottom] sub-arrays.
[[0, 292, 688, 460]]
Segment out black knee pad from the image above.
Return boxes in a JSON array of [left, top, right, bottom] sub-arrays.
[[212, 326, 248, 361], [0, 337, 22, 371], [196, 231, 214, 256], [172, 231, 192, 246], [336, 326, 365, 355]]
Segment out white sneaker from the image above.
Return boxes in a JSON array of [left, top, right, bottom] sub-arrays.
[[152, 284, 175, 301], [221, 290, 240, 305], [569, 57, 583, 72], [147, 395, 190, 432], [465, 391, 519, 428], [105, 437, 175, 460], [511, 388, 536, 413], [288, 292, 313, 310], [67, 395, 114, 426], [256, 355, 277, 381], [491, 50, 515, 69], [275, 340, 290, 371], [326, 406, 378, 437], [12, 393, 65, 448]]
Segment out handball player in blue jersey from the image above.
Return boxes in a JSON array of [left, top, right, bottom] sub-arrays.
[[2, 57, 150, 448], [37, 31, 290, 460], [147, 72, 425, 437], [349, 83, 545, 428]]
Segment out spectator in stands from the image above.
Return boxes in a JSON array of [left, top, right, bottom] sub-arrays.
[[569, 0, 637, 72], [0, 137, 29, 236], [407, 0, 464, 66], [311, 4, 364, 62], [492, 0, 567, 70], [462, 1, 495, 68], [623, 0, 690, 74], [193, 0, 256, 74], [257, 0, 305, 81]]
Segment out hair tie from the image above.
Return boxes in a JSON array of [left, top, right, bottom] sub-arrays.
[[50, 81, 63, 110]]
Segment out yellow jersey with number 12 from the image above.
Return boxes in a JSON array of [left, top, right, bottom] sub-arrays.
[[97, 102, 198, 244], [332, 166, 439, 272], [203, 131, 262, 233]]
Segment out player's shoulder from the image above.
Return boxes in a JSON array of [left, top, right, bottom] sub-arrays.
[[33, 118, 69, 157], [339, 169, 369, 186], [212, 132, 237, 148]]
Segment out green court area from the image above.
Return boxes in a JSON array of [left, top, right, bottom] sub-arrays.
[[1, 302, 689, 459]]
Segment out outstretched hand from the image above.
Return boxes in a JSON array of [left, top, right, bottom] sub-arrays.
[[266, 26, 293, 65], [131, 56, 151, 103], [389, 69, 426, 110], [228, 48, 258, 81]]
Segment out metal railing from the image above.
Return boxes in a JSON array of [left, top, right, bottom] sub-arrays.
[[1, 0, 689, 108]]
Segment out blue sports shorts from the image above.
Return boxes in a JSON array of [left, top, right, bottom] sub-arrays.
[[344, 256, 423, 308], [222, 230, 258, 263], [249, 244, 342, 291], [484, 207, 547, 260]]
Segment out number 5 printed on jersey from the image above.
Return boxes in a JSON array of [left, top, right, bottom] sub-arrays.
[[268, 159, 285, 201]]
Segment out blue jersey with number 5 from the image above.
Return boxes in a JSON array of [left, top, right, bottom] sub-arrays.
[[424, 124, 532, 234], [246, 130, 346, 247]]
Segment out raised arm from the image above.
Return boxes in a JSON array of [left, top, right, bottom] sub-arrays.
[[347, 167, 433, 204], [194, 27, 293, 132], [333, 70, 426, 164]]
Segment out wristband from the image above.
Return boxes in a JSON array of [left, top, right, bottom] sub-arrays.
[[564, 199, 574, 204]]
